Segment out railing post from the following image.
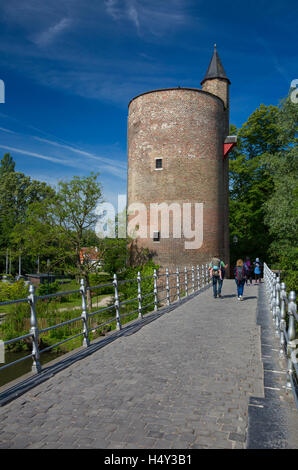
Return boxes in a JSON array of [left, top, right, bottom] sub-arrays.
[[286, 291, 297, 390], [191, 266, 195, 293], [196, 265, 200, 291], [272, 274, 277, 321], [184, 267, 188, 297], [280, 282, 287, 358], [80, 278, 90, 347], [28, 283, 41, 373], [176, 268, 180, 301], [137, 271, 143, 318], [166, 268, 170, 305], [113, 273, 121, 330], [275, 277, 281, 337], [153, 269, 158, 311]]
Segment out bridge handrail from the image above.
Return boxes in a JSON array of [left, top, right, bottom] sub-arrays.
[[263, 263, 298, 408], [0, 264, 211, 377]]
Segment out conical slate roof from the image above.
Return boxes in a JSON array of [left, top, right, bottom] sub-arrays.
[[201, 45, 230, 85]]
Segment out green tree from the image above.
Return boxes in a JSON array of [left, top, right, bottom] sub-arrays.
[[0, 154, 55, 272], [263, 94, 298, 290], [49, 173, 103, 309], [229, 104, 281, 265], [100, 237, 128, 275], [0, 153, 15, 175]]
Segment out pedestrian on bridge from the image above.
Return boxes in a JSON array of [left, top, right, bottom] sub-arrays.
[[253, 258, 262, 284], [208, 256, 228, 299], [244, 256, 253, 285], [234, 259, 248, 301]]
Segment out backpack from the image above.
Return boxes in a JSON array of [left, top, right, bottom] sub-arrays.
[[254, 262, 261, 274], [244, 262, 252, 275], [211, 258, 221, 277], [236, 266, 245, 282]]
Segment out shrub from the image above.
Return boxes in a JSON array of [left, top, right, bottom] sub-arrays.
[[37, 280, 60, 297], [119, 260, 159, 313], [0, 279, 28, 302]]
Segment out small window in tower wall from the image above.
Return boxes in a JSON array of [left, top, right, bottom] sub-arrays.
[[153, 231, 160, 242], [155, 158, 163, 169]]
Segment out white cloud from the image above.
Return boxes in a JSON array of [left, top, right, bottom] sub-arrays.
[[0, 0, 194, 105], [32, 17, 72, 47], [0, 127, 16, 134], [0, 125, 127, 179], [104, 0, 189, 36], [105, 0, 121, 20], [127, 1, 140, 31], [0, 144, 72, 166], [33, 136, 126, 169]]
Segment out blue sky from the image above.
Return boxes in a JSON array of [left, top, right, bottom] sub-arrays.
[[0, 0, 297, 207]]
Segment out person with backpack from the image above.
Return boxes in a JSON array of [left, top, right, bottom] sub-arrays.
[[253, 258, 262, 284], [208, 256, 228, 299], [234, 259, 248, 300], [244, 256, 253, 285]]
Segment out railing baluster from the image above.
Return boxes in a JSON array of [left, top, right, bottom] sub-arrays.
[[191, 266, 195, 293], [197, 265, 200, 291], [184, 267, 188, 297], [166, 268, 170, 306], [201, 264, 205, 288], [280, 282, 287, 358], [286, 291, 297, 390], [275, 277, 281, 337], [153, 269, 158, 311], [113, 273, 121, 330], [28, 283, 41, 373], [272, 274, 277, 321], [80, 279, 90, 347], [137, 271, 143, 318], [176, 268, 180, 301]]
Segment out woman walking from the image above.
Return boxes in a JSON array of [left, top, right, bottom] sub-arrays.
[[234, 259, 247, 300]]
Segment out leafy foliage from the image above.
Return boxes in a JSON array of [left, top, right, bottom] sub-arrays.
[[0, 279, 28, 302], [229, 95, 297, 291], [229, 105, 281, 265], [118, 260, 159, 313], [262, 94, 298, 291]]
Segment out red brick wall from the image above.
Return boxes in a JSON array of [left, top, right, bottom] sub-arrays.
[[127, 87, 229, 270]]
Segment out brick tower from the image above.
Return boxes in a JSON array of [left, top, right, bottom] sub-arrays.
[[127, 45, 235, 270]]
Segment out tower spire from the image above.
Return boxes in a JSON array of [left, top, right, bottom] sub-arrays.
[[201, 45, 230, 85]]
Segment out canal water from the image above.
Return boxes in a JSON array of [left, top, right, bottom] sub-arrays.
[[0, 350, 64, 388]]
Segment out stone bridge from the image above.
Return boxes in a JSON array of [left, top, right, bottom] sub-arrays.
[[0, 279, 297, 449]]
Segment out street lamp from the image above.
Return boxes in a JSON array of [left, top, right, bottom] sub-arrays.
[[233, 235, 238, 244]]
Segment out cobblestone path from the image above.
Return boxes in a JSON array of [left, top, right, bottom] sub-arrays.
[[0, 280, 297, 449]]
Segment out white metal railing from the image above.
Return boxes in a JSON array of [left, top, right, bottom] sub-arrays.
[[0, 264, 211, 377], [263, 262, 298, 407]]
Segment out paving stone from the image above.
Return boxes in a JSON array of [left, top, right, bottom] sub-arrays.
[[0, 281, 297, 449], [229, 432, 247, 443]]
